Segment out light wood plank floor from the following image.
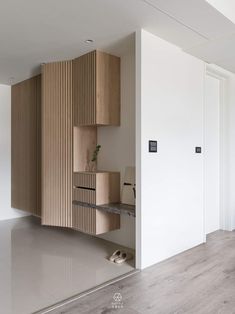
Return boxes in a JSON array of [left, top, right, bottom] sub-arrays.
[[50, 230, 235, 314]]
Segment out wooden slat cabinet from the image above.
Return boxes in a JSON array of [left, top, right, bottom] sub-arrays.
[[12, 50, 121, 235], [72, 204, 120, 235], [41, 61, 73, 228], [72, 171, 120, 234], [11, 75, 41, 216], [73, 50, 120, 126], [73, 171, 120, 205]]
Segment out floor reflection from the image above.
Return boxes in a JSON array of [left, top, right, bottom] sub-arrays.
[[0, 216, 134, 314]]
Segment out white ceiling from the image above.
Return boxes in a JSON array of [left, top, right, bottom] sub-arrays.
[[205, 0, 235, 24], [1, 0, 235, 85]]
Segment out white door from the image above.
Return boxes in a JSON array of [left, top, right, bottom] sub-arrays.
[[204, 74, 220, 235]]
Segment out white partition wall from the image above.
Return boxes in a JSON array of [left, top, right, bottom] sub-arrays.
[[204, 74, 220, 234], [136, 30, 205, 269], [205, 64, 235, 233]]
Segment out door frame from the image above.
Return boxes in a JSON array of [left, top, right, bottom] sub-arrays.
[[204, 65, 232, 241]]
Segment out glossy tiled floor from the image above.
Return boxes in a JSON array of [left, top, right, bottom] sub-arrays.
[[0, 216, 134, 314]]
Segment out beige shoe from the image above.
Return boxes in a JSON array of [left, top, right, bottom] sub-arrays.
[[109, 250, 122, 262], [114, 252, 133, 264]]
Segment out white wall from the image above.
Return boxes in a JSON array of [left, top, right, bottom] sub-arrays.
[[0, 85, 28, 220], [206, 65, 235, 231], [227, 76, 235, 231], [97, 46, 136, 249], [204, 74, 220, 234], [203, 65, 235, 232], [136, 30, 204, 269], [228, 77, 235, 231]]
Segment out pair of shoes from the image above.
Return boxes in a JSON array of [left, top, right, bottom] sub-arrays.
[[109, 250, 133, 264]]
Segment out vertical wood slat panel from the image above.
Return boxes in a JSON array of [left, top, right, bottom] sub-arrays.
[[73, 171, 120, 205], [72, 205, 120, 235], [35, 75, 42, 216], [11, 75, 41, 216], [42, 61, 72, 227], [72, 205, 96, 234], [73, 51, 96, 126], [73, 172, 96, 189], [73, 188, 96, 204], [96, 51, 120, 125], [73, 50, 120, 127]]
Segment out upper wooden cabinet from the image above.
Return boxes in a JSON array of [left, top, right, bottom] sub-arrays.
[[11, 75, 41, 217], [73, 50, 120, 126]]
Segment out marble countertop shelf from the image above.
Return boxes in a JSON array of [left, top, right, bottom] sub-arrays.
[[73, 201, 136, 217]]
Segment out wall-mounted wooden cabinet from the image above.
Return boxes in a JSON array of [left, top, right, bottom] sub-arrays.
[[11, 75, 41, 217], [12, 49, 121, 235], [73, 171, 120, 205], [72, 204, 120, 235], [72, 172, 120, 234], [73, 50, 120, 126]]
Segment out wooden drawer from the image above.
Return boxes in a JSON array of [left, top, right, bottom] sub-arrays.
[[73, 172, 96, 189], [73, 172, 120, 205], [72, 204, 120, 235], [73, 187, 96, 204]]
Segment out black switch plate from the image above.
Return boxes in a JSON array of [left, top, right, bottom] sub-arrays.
[[149, 140, 157, 153], [195, 147, 202, 153]]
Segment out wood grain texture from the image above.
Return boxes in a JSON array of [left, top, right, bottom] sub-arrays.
[[96, 51, 120, 125], [41, 61, 72, 227], [11, 75, 41, 216], [96, 172, 120, 205], [96, 209, 120, 234], [73, 50, 120, 126], [73, 126, 97, 172], [50, 230, 235, 314], [36, 76, 41, 215], [72, 204, 120, 235], [72, 172, 120, 234], [72, 205, 96, 234], [73, 51, 96, 126], [73, 188, 96, 204], [73, 172, 96, 189], [73, 172, 120, 205]]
